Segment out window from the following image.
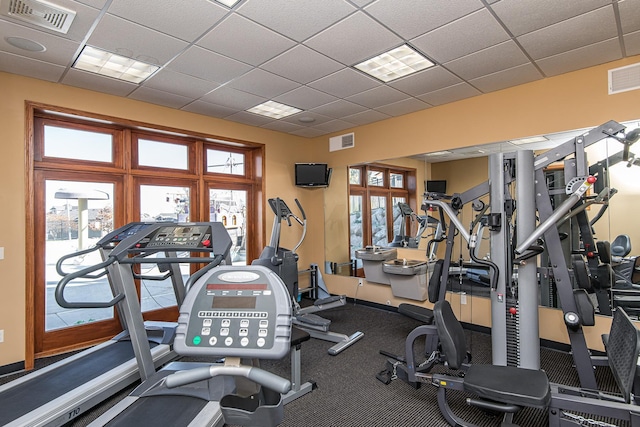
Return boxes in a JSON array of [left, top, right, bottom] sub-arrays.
[[349, 165, 416, 254], [28, 104, 264, 359]]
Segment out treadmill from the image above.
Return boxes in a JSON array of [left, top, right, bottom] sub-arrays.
[[0, 222, 232, 427]]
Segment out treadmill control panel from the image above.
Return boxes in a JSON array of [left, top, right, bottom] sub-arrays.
[[137, 225, 213, 249], [174, 265, 291, 359]]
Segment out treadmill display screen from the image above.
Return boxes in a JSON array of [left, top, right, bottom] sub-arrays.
[[212, 296, 257, 309]]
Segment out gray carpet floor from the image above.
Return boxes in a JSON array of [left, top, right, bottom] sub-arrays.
[[0, 301, 624, 426]]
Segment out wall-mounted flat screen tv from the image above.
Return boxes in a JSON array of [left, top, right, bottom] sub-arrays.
[[425, 180, 447, 194], [295, 163, 332, 187]]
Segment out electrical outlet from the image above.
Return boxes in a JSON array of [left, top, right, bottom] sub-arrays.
[[0, 247, 4, 260], [460, 293, 467, 305], [358, 278, 364, 287], [0, 329, 4, 343]]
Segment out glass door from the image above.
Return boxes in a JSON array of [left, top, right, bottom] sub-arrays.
[[209, 187, 248, 265], [36, 172, 122, 355]]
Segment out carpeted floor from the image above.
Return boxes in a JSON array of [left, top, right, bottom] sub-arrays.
[[0, 301, 624, 426]]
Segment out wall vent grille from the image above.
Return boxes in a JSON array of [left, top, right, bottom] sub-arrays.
[[609, 62, 640, 95], [329, 133, 355, 152]]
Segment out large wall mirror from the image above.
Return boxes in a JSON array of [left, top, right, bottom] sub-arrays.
[[324, 119, 640, 315]]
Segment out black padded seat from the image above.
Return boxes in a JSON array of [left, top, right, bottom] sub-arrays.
[[398, 303, 434, 324], [290, 326, 310, 347], [463, 364, 551, 410]]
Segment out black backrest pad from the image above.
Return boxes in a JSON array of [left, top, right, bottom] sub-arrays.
[[433, 300, 467, 370], [607, 307, 640, 404], [572, 255, 593, 293], [428, 259, 444, 303]]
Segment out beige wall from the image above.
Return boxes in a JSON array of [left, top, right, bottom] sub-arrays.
[[321, 55, 640, 352], [1, 55, 640, 367], [0, 72, 325, 367]]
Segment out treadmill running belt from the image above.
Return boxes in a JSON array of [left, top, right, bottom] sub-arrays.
[[107, 395, 208, 426], [0, 341, 158, 425]]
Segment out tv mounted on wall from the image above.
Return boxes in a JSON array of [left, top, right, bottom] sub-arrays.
[[425, 179, 447, 194], [295, 163, 332, 187]]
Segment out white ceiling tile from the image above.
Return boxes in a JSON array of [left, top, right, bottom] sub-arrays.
[[290, 127, 327, 138], [310, 100, 368, 118], [342, 109, 390, 125], [517, 6, 618, 60], [274, 86, 337, 110], [75, 0, 108, 9], [308, 67, 379, 97], [128, 86, 193, 109], [237, 0, 356, 42], [281, 111, 334, 126], [417, 82, 481, 106], [142, 69, 219, 99], [469, 63, 543, 93], [535, 38, 623, 77], [490, 0, 611, 37], [411, 9, 510, 63], [261, 45, 344, 84], [346, 85, 410, 109], [305, 11, 402, 65], [62, 68, 138, 97], [349, 0, 375, 6], [0, 20, 80, 66], [197, 14, 295, 66], [311, 119, 354, 133], [0, 51, 65, 82], [260, 120, 306, 133], [107, 0, 228, 42], [167, 45, 252, 82], [625, 30, 640, 56], [200, 86, 266, 110], [87, 14, 188, 65], [227, 68, 299, 98], [444, 40, 529, 80], [225, 111, 276, 126], [375, 97, 431, 117], [388, 67, 462, 96], [365, 0, 483, 39], [181, 100, 236, 118], [619, 0, 640, 34]]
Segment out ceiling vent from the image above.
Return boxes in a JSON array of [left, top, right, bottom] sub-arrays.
[[329, 133, 355, 152], [609, 62, 640, 95], [1, 0, 76, 34]]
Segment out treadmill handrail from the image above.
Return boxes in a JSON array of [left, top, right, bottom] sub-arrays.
[[56, 245, 108, 279], [164, 364, 291, 394], [55, 257, 125, 309]]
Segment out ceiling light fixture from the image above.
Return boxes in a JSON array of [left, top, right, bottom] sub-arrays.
[[424, 150, 452, 156], [247, 100, 302, 119], [214, 0, 242, 7], [354, 44, 434, 83], [73, 46, 159, 84], [510, 136, 548, 145]]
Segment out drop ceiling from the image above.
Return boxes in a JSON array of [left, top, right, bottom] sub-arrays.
[[0, 0, 638, 138]]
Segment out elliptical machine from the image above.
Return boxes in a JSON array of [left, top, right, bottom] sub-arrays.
[[253, 198, 363, 355]]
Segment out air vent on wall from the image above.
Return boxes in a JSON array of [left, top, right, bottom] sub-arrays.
[[329, 133, 355, 152], [609, 62, 640, 95], [1, 0, 76, 34]]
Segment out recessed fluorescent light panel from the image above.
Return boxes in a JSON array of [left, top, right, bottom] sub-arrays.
[[247, 101, 302, 119], [214, 0, 242, 7], [424, 150, 452, 156], [73, 46, 159, 84], [355, 44, 434, 82], [510, 136, 548, 145]]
